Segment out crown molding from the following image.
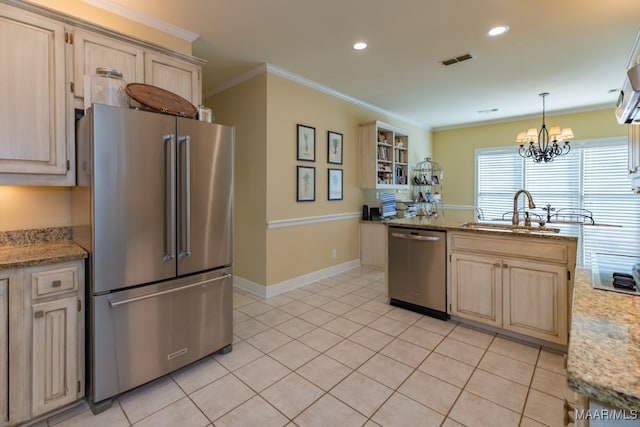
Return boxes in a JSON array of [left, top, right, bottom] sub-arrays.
[[205, 62, 429, 130], [80, 0, 199, 42]]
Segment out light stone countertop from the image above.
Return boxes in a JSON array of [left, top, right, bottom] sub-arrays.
[[0, 227, 87, 270], [385, 216, 579, 241], [567, 268, 640, 411], [0, 241, 87, 270]]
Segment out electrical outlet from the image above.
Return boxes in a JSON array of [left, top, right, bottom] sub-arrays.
[[331, 249, 337, 259]]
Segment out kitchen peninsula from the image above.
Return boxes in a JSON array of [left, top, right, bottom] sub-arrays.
[[386, 215, 578, 347], [386, 214, 640, 420]]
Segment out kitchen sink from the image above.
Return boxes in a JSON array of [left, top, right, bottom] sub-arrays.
[[458, 222, 561, 234]]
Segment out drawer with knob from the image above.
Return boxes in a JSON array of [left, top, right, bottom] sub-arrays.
[[30, 264, 79, 299]]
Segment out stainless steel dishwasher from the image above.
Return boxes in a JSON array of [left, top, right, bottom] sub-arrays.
[[388, 226, 448, 320]]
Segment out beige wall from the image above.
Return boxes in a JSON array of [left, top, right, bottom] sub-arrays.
[[432, 108, 626, 206], [205, 75, 268, 285], [29, 0, 191, 54], [0, 187, 70, 231], [209, 71, 430, 287]]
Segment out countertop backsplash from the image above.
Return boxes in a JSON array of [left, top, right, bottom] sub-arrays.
[[0, 226, 72, 247]]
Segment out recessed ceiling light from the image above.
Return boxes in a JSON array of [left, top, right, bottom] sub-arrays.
[[353, 42, 367, 50], [486, 25, 509, 37]]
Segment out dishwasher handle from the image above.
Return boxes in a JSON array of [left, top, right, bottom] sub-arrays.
[[391, 232, 441, 242]]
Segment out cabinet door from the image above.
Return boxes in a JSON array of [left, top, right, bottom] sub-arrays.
[[450, 253, 502, 327], [31, 296, 78, 417], [360, 222, 386, 269], [0, 279, 7, 425], [73, 29, 144, 99], [145, 53, 201, 105], [0, 5, 69, 181], [502, 258, 568, 345]]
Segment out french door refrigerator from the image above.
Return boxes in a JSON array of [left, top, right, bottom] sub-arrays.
[[72, 104, 234, 412]]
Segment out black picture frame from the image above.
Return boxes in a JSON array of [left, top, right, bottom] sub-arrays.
[[328, 168, 343, 200], [327, 131, 343, 164], [297, 124, 316, 162], [297, 165, 315, 201]]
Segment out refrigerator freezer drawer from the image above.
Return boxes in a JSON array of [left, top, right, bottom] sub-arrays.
[[89, 267, 232, 405]]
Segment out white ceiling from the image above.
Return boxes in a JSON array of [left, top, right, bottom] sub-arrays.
[[99, 0, 640, 129]]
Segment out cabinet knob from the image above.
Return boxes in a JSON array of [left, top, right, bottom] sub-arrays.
[[34, 311, 43, 319], [502, 263, 509, 269], [494, 263, 501, 268], [52, 280, 62, 288]]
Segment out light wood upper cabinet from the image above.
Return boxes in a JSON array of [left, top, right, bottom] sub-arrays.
[[0, 4, 72, 185], [73, 29, 144, 99], [145, 53, 201, 106], [0, 1, 203, 186]]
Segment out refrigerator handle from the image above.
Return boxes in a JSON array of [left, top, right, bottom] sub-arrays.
[[164, 134, 176, 261], [178, 135, 191, 258]]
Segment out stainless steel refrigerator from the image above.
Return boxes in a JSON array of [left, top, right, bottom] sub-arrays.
[[72, 104, 234, 412]]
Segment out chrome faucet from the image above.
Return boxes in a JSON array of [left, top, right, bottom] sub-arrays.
[[512, 190, 536, 226]]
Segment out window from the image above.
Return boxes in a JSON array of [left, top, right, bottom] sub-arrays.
[[476, 138, 640, 267]]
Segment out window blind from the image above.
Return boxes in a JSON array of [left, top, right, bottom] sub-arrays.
[[476, 139, 639, 268]]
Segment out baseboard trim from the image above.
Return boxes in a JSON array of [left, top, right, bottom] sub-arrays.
[[234, 259, 361, 298]]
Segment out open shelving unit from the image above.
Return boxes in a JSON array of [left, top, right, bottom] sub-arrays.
[[359, 121, 409, 190]]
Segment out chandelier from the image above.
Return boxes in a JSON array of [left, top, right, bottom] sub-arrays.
[[517, 92, 574, 163]]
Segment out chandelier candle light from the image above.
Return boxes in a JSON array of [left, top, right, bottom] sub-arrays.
[[517, 92, 574, 163]]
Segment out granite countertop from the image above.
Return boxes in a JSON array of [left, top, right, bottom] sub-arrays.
[[385, 216, 579, 241], [567, 269, 640, 410], [0, 227, 87, 270]]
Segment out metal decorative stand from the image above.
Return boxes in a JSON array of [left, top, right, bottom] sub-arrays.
[[412, 157, 444, 218]]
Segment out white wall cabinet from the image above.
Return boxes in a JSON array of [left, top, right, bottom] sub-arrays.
[[0, 4, 74, 186], [0, 260, 84, 427], [0, 0, 203, 186], [73, 29, 145, 99], [145, 52, 201, 106], [359, 121, 410, 190], [449, 232, 575, 345]]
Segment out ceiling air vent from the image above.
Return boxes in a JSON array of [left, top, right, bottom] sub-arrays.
[[441, 53, 475, 66]]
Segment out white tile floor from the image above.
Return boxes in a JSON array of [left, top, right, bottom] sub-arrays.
[[38, 267, 574, 427]]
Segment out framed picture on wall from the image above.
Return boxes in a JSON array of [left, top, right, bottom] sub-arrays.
[[297, 166, 315, 201], [327, 131, 343, 164], [297, 124, 316, 161], [328, 168, 343, 200]]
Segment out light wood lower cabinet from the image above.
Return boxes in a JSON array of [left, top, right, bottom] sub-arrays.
[[360, 222, 386, 270], [0, 279, 8, 425], [0, 260, 84, 427], [31, 296, 78, 417], [449, 232, 575, 345], [450, 253, 502, 327]]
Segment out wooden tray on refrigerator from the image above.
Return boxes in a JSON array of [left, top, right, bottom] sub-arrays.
[[125, 83, 197, 118]]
